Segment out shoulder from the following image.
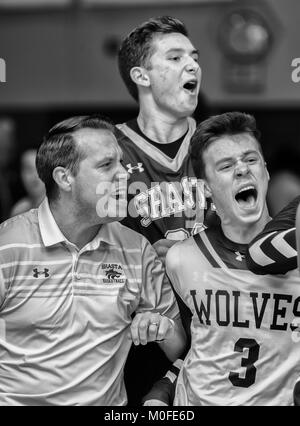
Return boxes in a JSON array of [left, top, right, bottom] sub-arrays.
[[115, 123, 132, 145], [166, 237, 196, 271], [108, 221, 149, 249], [0, 209, 39, 246]]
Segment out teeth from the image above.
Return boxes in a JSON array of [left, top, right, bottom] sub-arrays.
[[237, 186, 255, 194]]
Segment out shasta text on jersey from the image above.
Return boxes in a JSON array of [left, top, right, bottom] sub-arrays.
[[128, 177, 206, 226]]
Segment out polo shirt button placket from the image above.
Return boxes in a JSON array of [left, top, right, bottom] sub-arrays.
[[72, 250, 81, 284]]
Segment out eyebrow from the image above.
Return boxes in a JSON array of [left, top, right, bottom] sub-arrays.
[[96, 149, 123, 164], [215, 150, 259, 166], [166, 47, 199, 55], [96, 155, 114, 164]]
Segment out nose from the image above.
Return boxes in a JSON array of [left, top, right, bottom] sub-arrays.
[[185, 56, 200, 73], [235, 161, 250, 177]]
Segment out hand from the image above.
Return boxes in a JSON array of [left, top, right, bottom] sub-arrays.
[[131, 312, 175, 346], [152, 239, 177, 267]]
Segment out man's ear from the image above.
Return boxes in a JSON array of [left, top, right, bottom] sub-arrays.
[[52, 167, 72, 194], [204, 180, 212, 199], [265, 162, 270, 182], [130, 67, 150, 88]]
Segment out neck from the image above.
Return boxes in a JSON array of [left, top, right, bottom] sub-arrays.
[[29, 193, 45, 208], [49, 198, 101, 250], [221, 208, 271, 245], [137, 104, 189, 144]]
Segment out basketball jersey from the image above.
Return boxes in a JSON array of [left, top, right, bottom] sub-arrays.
[[116, 118, 206, 244], [167, 225, 300, 406]]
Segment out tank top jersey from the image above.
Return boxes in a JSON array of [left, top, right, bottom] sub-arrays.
[[166, 225, 300, 406], [116, 118, 206, 245]]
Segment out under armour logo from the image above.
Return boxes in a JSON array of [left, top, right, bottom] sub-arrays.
[[235, 252, 245, 262], [33, 268, 50, 278], [126, 163, 144, 174]]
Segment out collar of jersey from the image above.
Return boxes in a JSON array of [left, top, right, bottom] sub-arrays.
[[210, 224, 248, 255], [38, 198, 116, 249], [117, 117, 196, 172]]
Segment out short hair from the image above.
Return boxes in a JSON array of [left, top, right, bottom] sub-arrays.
[[118, 16, 188, 102], [36, 115, 115, 201], [190, 111, 262, 179]]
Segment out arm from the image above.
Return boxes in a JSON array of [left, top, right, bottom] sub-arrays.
[[137, 242, 191, 406], [246, 196, 300, 275], [130, 312, 186, 362], [130, 311, 186, 406], [294, 380, 300, 406], [152, 239, 177, 267], [133, 238, 187, 360], [158, 316, 186, 361], [130, 312, 186, 406], [142, 358, 183, 406], [296, 203, 300, 275], [0, 265, 6, 309]]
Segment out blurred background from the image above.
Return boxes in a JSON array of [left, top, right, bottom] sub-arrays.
[[0, 0, 300, 220]]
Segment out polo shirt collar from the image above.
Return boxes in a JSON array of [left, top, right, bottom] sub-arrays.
[[38, 198, 68, 247], [38, 198, 117, 249], [88, 221, 117, 250]]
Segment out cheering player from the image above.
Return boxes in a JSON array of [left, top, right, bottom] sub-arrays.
[[116, 16, 209, 404], [143, 112, 300, 405]]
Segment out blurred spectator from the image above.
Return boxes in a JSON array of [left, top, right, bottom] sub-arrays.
[[267, 170, 300, 216], [0, 117, 19, 223], [266, 146, 300, 216], [193, 91, 213, 124], [10, 149, 45, 217]]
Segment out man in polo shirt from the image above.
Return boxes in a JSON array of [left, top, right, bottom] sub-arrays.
[[0, 115, 186, 406]]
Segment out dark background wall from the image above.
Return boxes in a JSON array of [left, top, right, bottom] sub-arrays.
[[0, 0, 299, 187]]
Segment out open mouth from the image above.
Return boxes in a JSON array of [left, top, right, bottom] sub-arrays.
[[235, 186, 258, 209], [183, 80, 197, 94]]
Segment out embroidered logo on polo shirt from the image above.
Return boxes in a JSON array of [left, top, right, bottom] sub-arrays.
[[101, 263, 126, 284], [33, 268, 50, 278]]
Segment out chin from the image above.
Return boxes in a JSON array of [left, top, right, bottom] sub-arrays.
[[236, 209, 264, 225], [177, 107, 195, 119]]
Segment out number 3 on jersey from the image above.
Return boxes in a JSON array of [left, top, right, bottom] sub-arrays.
[[229, 338, 260, 388]]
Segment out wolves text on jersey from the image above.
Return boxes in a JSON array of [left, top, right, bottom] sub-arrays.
[[191, 289, 300, 333]]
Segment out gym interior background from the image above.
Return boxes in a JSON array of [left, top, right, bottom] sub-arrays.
[[0, 0, 299, 215]]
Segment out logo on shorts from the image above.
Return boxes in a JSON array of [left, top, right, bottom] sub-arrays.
[[101, 263, 126, 284], [33, 268, 50, 278], [126, 163, 144, 174]]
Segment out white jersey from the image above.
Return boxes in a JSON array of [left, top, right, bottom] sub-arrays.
[[166, 226, 300, 406]]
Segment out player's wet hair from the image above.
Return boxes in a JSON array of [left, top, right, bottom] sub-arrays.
[[190, 111, 263, 180], [36, 115, 116, 201], [118, 16, 188, 102]]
